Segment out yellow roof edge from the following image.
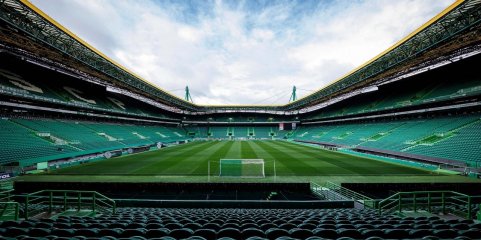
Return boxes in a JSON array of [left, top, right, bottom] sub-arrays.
[[19, 0, 196, 106], [288, 0, 464, 106]]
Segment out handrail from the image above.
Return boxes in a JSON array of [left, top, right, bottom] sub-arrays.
[[478, 204, 481, 221], [0, 202, 19, 220], [378, 191, 473, 219], [22, 190, 116, 220], [310, 182, 376, 208], [0, 189, 14, 202]]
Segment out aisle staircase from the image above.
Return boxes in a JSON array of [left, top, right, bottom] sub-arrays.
[[227, 127, 234, 137], [248, 127, 255, 137], [310, 182, 375, 209]]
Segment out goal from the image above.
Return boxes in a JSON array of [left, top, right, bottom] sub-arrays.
[[219, 159, 265, 178]]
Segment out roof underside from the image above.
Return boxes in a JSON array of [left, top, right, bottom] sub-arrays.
[[0, 0, 480, 113]]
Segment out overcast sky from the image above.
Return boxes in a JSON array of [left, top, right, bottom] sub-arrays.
[[31, 0, 454, 105]]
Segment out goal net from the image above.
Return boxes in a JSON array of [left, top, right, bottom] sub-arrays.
[[219, 159, 265, 178]]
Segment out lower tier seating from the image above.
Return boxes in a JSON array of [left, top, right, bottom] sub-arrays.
[[186, 126, 280, 138], [0, 118, 187, 165], [292, 114, 481, 167], [0, 207, 479, 239]]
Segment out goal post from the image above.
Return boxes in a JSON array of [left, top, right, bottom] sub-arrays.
[[219, 159, 265, 178], [207, 158, 276, 181]]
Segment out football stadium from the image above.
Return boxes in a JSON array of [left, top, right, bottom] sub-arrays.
[[0, 0, 481, 239]]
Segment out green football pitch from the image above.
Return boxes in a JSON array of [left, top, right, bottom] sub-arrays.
[[17, 140, 479, 184], [52, 140, 430, 176]]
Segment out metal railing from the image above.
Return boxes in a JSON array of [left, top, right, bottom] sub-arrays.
[[311, 181, 376, 208], [0, 201, 19, 220], [21, 190, 116, 220], [0, 184, 19, 220], [478, 204, 481, 221], [0, 189, 14, 202], [378, 191, 474, 219]]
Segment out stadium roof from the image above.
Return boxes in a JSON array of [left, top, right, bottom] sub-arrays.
[[0, 0, 480, 113]]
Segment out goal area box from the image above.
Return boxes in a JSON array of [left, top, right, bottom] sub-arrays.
[[218, 159, 265, 178]]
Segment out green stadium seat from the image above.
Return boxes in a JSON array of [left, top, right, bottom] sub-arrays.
[[313, 228, 337, 238], [217, 227, 241, 238], [265, 228, 289, 239], [289, 228, 313, 238], [98, 228, 122, 237], [184, 236, 207, 240], [49, 228, 74, 238], [246, 237, 268, 240], [337, 229, 362, 239], [361, 229, 384, 238], [194, 228, 216, 239], [241, 228, 265, 238]]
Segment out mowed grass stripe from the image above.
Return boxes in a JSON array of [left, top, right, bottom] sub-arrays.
[[241, 141, 259, 159], [255, 141, 320, 176], [132, 141, 221, 175], [129, 141, 219, 174], [224, 141, 242, 159], [185, 141, 235, 175], [120, 141, 218, 175], [274, 141, 429, 175], [268, 140, 360, 175], [247, 141, 295, 176], [277, 141, 431, 174], [269, 141, 363, 175], [267, 141, 361, 175], [274, 141, 382, 175], [52, 141, 209, 175]]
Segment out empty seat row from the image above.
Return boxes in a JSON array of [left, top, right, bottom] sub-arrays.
[[1, 207, 480, 239]]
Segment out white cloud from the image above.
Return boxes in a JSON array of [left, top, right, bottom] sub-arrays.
[[31, 0, 455, 104]]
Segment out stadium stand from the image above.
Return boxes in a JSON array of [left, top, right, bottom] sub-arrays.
[[0, 117, 186, 165], [0, 57, 174, 121], [293, 114, 481, 167], [305, 55, 481, 121], [253, 127, 273, 138], [0, 119, 78, 165], [183, 126, 281, 139], [209, 127, 229, 138]]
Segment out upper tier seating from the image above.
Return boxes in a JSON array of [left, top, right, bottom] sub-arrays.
[[0, 68, 170, 120], [306, 75, 481, 121], [1, 207, 479, 239]]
